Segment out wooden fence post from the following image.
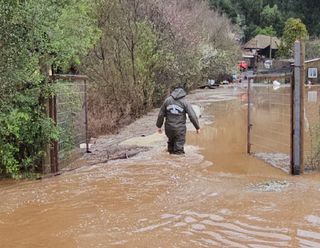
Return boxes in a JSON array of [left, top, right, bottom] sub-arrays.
[[292, 40, 305, 175], [84, 79, 90, 153], [49, 75, 59, 173], [247, 78, 252, 154]]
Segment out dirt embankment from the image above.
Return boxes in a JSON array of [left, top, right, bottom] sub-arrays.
[[84, 109, 161, 166]]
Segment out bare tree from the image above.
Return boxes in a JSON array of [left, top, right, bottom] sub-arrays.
[[83, 0, 240, 136]]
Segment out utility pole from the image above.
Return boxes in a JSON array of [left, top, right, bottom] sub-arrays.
[[291, 40, 305, 175]]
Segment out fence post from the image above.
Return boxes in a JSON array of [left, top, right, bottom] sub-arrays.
[[49, 75, 59, 173], [84, 79, 90, 153], [247, 78, 252, 154], [292, 41, 305, 175]]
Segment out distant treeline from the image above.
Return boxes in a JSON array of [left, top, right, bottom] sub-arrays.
[[209, 0, 320, 40]]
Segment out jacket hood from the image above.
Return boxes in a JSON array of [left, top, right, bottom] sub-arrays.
[[171, 88, 186, 100]]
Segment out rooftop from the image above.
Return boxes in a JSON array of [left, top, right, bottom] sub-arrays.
[[244, 35, 281, 50]]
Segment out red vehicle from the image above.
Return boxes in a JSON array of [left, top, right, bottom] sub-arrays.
[[238, 60, 248, 71]]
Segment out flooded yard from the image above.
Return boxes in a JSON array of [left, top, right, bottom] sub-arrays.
[[1, 87, 320, 247]]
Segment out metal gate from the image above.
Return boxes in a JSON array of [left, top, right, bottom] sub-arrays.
[[247, 73, 293, 173]]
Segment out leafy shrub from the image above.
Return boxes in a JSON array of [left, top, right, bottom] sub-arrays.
[[0, 89, 59, 178], [0, 0, 99, 178]]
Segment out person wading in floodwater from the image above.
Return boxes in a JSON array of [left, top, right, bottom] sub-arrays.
[[156, 85, 200, 154]]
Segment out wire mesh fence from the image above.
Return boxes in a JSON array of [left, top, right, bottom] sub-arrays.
[[50, 75, 89, 171], [248, 74, 293, 173], [304, 86, 320, 171]]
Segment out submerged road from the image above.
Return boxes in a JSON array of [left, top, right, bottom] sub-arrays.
[[1, 87, 320, 247]]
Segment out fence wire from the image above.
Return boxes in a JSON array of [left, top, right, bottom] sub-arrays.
[[304, 86, 320, 171], [54, 76, 88, 169], [248, 75, 292, 173]]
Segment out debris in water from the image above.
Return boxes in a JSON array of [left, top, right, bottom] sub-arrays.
[[254, 153, 290, 173], [248, 180, 290, 192]]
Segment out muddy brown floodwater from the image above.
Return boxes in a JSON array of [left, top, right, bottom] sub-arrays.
[[1, 87, 320, 248]]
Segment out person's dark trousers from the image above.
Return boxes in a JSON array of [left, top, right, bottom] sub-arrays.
[[165, 127, 186, 154]]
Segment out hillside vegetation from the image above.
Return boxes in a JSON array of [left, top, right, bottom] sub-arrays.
[[84, 0, 240, 136], [209, 0, 320, 40], [0, 0, 239, 178]]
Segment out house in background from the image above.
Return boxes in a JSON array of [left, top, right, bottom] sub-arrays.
[[243, 34, 281, 59], [256, 58, 320, 79], [305, 58, 320, 84], [242, 35, 281, 69]]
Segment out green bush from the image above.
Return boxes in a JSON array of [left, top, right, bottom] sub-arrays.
[[0, 90, 59, 178], [0, 0, 99, 178]]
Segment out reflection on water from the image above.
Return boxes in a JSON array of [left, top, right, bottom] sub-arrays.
[[1, 88, 320, 248]]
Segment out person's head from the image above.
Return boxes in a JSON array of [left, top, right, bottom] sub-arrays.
[[171, 83, 187, 99]]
